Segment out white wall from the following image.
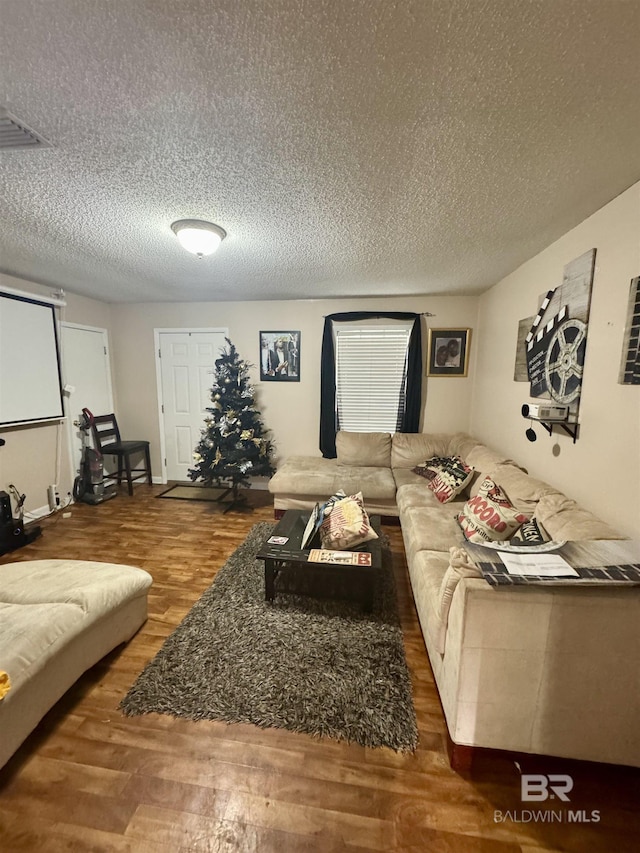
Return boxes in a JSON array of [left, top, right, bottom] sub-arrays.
[[471, 183, 640, 537], [110, 294, 479, 474], [1, 278, 478, 513]]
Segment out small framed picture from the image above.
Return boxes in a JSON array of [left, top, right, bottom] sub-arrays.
[[427, 328, 471, 377], [259, 331, 300, 381], [619, 275, 640, 385]]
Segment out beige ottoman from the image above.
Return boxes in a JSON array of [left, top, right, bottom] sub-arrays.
[[0, 559, 152, 769]]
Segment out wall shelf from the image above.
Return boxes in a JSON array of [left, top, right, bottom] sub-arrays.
[[536, 419, 579, 443], [524, 414, 579, 443]]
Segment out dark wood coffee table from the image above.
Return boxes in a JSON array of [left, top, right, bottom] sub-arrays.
[[256, 509, 383, 611]]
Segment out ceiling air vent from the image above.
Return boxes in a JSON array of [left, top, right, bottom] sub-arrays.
[[0, 109, 52, 150]]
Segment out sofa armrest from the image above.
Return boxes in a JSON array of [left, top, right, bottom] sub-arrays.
[[442, 576, 640, 764]]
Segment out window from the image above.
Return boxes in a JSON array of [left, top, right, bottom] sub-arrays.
[[334, 321, 413, 433], [320, 311, 422, 458]]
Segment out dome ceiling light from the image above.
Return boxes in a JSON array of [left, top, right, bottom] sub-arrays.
[[171, 219, 227, 257]]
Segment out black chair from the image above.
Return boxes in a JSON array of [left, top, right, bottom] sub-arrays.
[[90, 413, 152, 496]]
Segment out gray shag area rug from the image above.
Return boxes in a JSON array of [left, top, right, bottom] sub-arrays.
[[120, 522, 418, 751]]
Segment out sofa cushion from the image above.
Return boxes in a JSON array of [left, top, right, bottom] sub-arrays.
[[333, 465, 396, 500], [391, 433, 457, 469], [447, 433, 483, 461], [269, 456, 396, 501], [336, 431, 391, 468], [534, 493, 624, 541], [466, 446, 520, 495], [457, 477, 530, 544], [269, 456, 339, 495], [393, 468, 433, 490], [401, 505, 466, 558], [395, 480, 445, 511], [0, 559, 151, 616], [489, 464, 557, 512], [405, 549, 451, 658]]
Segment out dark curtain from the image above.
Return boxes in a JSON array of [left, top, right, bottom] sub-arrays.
[[319, 312, 422, 458]]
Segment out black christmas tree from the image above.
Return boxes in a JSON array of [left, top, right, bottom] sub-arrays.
[[189, 338, 275, 507]]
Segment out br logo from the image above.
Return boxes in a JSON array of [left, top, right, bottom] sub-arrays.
[[521, 774, 573, 802]]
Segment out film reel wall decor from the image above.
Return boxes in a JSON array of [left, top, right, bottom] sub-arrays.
[[544, 317, 587, 404], [515, 248, 597, 438]]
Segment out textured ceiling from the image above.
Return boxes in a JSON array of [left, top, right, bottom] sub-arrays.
[[0, 0, 639, 304]]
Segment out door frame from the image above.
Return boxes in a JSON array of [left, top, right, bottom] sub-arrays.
[[154, 327, 228, 484], [60, 321, 114, 487]]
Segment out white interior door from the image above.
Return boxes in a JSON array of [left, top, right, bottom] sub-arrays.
[[61, 323, 114, 479], [158, 330, 228, 481]]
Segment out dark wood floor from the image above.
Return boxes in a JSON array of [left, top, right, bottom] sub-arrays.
[[1, 485, 638, 852]]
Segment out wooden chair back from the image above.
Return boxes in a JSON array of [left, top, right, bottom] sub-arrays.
[[90, 413, 122, 451]]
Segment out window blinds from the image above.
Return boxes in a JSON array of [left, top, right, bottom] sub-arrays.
[[335, 325, 411, 432]]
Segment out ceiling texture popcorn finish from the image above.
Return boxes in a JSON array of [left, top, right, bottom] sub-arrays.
[[0, 0, 639, 304]]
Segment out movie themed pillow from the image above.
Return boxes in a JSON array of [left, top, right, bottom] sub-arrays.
[[456, 476, 530, 543], [509, 517, 550, 546], [412, 455, 474, 503], [320, 491, 379, 551]]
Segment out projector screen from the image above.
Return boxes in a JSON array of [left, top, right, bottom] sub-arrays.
[[0, 291, 64, 426]]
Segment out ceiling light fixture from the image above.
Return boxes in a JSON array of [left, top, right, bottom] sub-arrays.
[[171, 219, 227, 257]]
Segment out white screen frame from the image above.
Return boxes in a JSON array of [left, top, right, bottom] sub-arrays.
[[0, 292, 64, 426]]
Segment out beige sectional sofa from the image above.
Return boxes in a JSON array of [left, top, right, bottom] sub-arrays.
[[269, 431, 640, 768]]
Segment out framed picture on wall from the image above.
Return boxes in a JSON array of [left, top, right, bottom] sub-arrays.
[[427, 328, 471, 377], [619, 275, 640, 385], [259, 331, 300, 381]]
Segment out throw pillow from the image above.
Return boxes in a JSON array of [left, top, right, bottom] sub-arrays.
[[428, 456, 474, 504], [509, 517, 550, 546], [456, 476, 530, 543], [320, 491, 379, 551], [412, 455, 450, 480], [412, 455, 474, 503], [412, 464, 438, 481]]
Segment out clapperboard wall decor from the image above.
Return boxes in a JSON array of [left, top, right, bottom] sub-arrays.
[[514, 248, 596, 424], [618, 275, 640, 385]]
